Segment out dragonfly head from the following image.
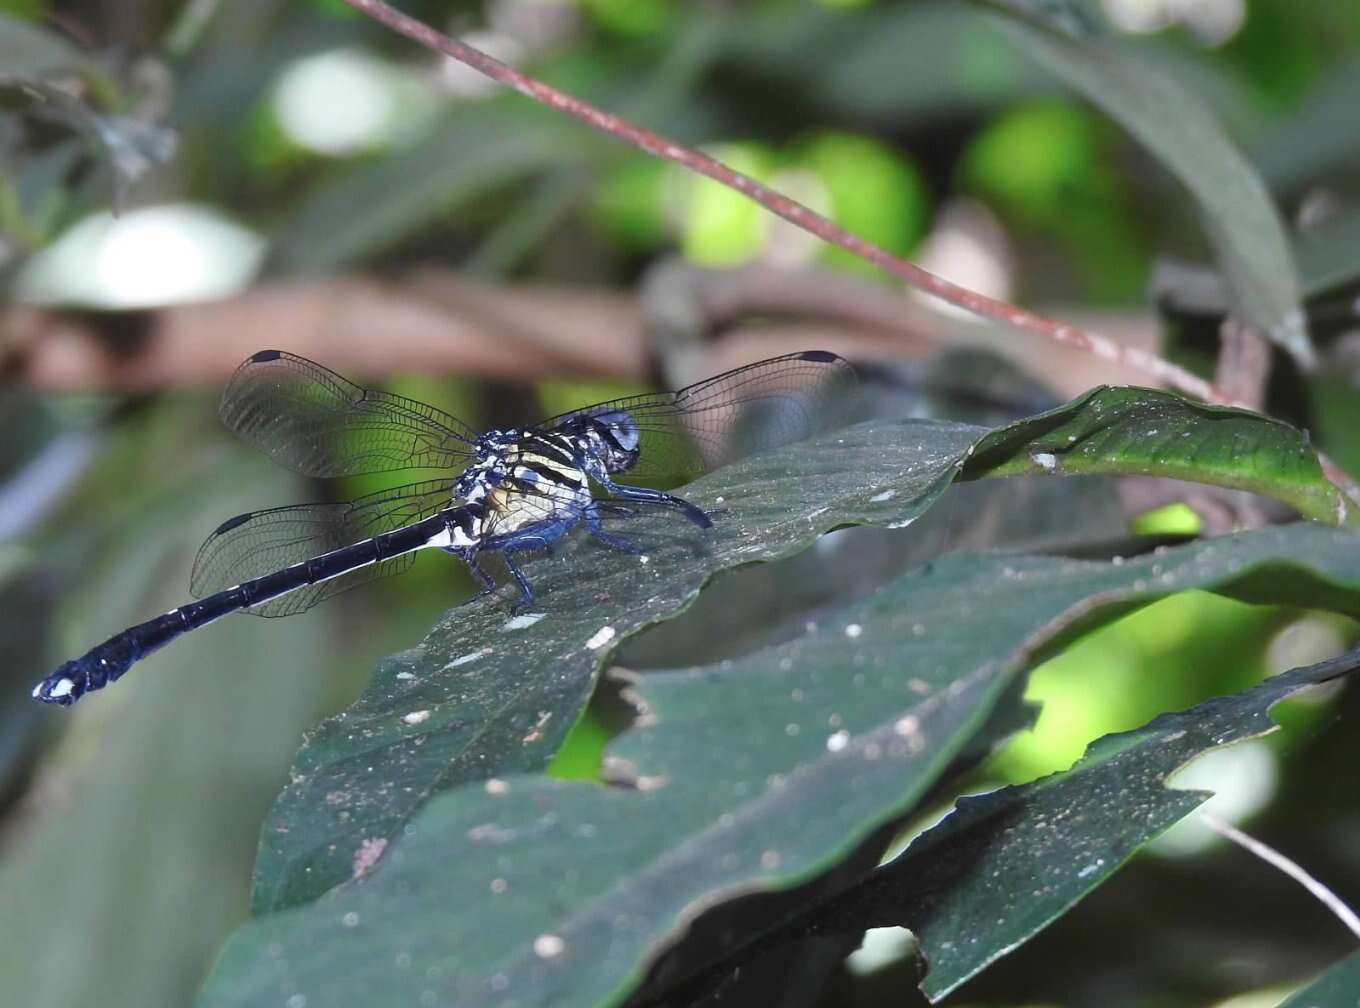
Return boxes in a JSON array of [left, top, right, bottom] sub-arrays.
[[577, 408, 641, 473]]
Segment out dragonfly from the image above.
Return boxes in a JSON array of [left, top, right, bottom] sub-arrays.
[[33, 348, 856, 706]]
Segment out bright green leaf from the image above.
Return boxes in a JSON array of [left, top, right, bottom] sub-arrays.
[[962, 386, 1350, 526]]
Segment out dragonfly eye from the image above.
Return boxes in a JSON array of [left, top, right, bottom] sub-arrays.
[[586, 408, 641, 472]]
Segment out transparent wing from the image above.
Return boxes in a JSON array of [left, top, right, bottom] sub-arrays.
[[190, 480, 454, 617], [219, 350, 479, 477], [540, 350, 859, 484]]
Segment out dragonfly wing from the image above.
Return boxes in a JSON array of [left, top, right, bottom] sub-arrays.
[[190, 480, 454, 617], [540, 350, 858, 485], [220, 350, 479, 477]]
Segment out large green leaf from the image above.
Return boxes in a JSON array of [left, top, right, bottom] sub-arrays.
[[249, 418, 981, 912], [250, 388, 1344, 914], [971, 0, 1312, 365], [1278, 950, 1360, 1007], [842, 646, 1360, 1001], [200, 525, 1360, 1008]]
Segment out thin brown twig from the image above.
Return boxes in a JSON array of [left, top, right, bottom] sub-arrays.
[[1215, 319, 1271, 412], [1201, 814, 1360, 941], [340, 0, 1217, 404]]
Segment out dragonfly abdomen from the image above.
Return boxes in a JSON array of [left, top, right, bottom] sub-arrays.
[[32, 510, 465, 705]]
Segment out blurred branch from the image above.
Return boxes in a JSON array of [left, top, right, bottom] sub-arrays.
[[1215, 319, 1271, 411], [0, 270, 951, 391], [339, 0, 1219, 404]]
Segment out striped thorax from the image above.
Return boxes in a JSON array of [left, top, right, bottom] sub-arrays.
[[452, 429, 593, 538]]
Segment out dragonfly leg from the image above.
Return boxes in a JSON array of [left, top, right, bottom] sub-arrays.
[[502, 552, 536, 610], [584, 503, 642, 555], [487, 517, 575, 610], [464, 554, 497, 595], [590, 477, 712, 529]]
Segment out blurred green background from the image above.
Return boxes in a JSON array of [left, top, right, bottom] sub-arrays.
[[1, 1, 1358, 1006]]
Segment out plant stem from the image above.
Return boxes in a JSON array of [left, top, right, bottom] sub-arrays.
[[340, 0, 1216, 402]]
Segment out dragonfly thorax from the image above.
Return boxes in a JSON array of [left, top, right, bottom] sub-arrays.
[[451, 428, 594, 514], [560, 408, 641, 474]]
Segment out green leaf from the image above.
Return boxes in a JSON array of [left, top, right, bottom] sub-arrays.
[[0, 77, 176, 212], [199, 525, 1360, 1008], [962, 386, 1350, 526], [0, 13, 86, 78], [249, 418, 982, 913], [1294, 206, 1360, 299], [251, 388, 1343, 914], [847, 646, 1360, 1001], [1278, 950, 1360, 1007], [268, 105, 584, 272], [971, 0, 1312, 366]]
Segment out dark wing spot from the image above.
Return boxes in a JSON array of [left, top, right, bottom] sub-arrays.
[[249, 349, 283, 363], [212, 512, 255, 535], [798, 350, 840, 364]]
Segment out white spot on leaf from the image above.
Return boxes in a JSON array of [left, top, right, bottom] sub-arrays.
[[585, 625, 616, 650], [534, 934, 565, 958], [448, 648, 490, 667]]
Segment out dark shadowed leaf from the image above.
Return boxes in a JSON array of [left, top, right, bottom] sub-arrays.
[[1278, 950, 1360, 1007], [972, 0, 1311, 366], [198, 525, 1360, 1008], [249, 417, 981, 913], [250, 388, 1341, 915], [848, 647, 1360, 1001]]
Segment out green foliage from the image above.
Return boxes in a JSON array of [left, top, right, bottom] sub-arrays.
[[229, 390, 1347, 984], [961, 385, 1351, 524], [794, 132, 928, 276], [975, 0, 1311, 364], [201, 525, 1360, 1005], [5, 3, 1360, 1008], [857, 645, 1359, 1000]]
